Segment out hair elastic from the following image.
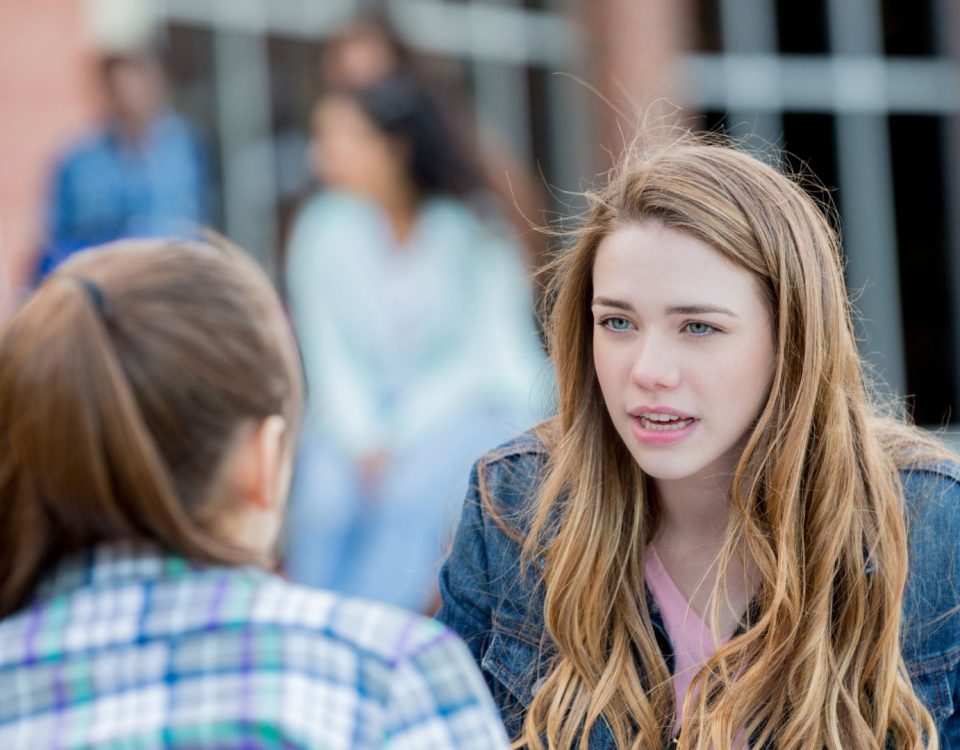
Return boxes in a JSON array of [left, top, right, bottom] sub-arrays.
[[71, 276, 107, 316]]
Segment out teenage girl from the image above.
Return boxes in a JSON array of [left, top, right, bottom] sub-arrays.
[[0, 238, 508, 749], [438, 137, 960, 749]]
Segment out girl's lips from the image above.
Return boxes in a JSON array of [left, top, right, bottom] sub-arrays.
[[628, 406, 696, 420], [630, 415, 699, 445]]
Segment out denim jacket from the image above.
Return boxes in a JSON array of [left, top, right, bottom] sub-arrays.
[[437, 430, 960, 748]]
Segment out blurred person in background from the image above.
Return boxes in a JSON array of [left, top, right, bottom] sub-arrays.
[[284, 74, 551, 613], [314, 15, 549, 277], [0, 238, 508, 749], [320, 13, 411, 90], [34, 49, 210, 281]]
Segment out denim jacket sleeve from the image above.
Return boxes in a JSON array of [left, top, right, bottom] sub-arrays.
[[437, 434, 555, 741], [900, 462, 960, 748], [437, 460, 498, 665]]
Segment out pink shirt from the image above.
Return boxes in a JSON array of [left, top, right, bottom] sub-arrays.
[[644, 546, 736, 735]]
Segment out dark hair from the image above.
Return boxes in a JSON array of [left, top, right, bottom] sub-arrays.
[[346, 74, 482, 198], [0, 238, 303, 617]]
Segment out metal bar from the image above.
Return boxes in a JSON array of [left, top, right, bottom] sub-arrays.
[[827, 0, 906, 397], [161, 0, 578, 67], [680, 55, 960, 114], [545, 71, 594, 214], [211, 0, 278, 277], [160, 0, 356, 38], [934, 0, 960, 411], [717, 0, 782, 153], [463, 0, 534, 166]]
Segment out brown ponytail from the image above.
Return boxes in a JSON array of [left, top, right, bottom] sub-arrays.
[[0, 239, 302, 617]]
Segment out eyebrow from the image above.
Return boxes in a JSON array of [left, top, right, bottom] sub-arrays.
[[591, 296, 634, 312], [591, 297, 740, 319], [666, 304, 740, 318]]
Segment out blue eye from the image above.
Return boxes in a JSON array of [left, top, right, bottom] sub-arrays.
[[602, 316, 632, 331], [684, 321, 716, 336]]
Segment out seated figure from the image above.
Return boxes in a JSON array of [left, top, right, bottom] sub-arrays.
[[0, 238, 508, 749]]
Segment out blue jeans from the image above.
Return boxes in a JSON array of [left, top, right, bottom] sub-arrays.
[[284, 408, 528, 612]]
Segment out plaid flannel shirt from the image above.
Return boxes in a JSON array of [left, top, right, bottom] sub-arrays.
[[0, 541, 509, 749]]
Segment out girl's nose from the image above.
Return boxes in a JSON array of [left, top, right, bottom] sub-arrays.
[[629, 335, 681, 391]]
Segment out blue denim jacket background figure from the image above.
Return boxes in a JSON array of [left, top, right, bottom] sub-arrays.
[[37, 112, 209, 281], [437, 429, 960, 748]]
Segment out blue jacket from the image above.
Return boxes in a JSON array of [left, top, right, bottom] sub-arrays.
[[437, 429, 960, 748], [38, 112, 209, 281]]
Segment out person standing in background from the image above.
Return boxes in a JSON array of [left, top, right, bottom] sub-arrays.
[[284, 74, 551, 613], [35, 48, 209, 281]]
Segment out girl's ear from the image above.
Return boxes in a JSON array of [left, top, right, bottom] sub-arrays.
[[234, 416, 288, 510]]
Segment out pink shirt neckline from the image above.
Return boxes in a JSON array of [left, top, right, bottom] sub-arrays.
[[644, 545, 736, 735]]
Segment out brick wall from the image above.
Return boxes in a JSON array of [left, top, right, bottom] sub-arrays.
[[0, 0, 97, 316]]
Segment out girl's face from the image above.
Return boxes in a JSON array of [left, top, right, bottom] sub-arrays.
[[309, 96, 407, 200], [592, 221, 775, 485]]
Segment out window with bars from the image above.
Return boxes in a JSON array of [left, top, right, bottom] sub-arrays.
[[685, 0, 960, 426]]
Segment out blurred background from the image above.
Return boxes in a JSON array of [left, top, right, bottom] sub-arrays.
[[2, 0, 959, 605], [3, 0, 960, 424], [3, 0, 960, 421]]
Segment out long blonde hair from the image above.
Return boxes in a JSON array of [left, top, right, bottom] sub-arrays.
[[514, 135, 948, 749]]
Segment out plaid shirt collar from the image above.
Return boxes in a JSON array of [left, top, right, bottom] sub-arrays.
[[34, 539, 268, 602]]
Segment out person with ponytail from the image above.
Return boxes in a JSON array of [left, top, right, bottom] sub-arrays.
[[437, 134, 960, 749], [0, 238, 508, 749]]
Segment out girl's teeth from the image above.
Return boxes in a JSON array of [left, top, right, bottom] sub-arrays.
[[640, 416, 693, 431]]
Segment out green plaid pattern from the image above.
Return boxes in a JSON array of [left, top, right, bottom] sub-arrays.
[[0, 541, 508, 749]]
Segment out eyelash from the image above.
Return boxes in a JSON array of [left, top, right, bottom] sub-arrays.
[[598, 317, 721, 337], [600, 316, 633, 332]]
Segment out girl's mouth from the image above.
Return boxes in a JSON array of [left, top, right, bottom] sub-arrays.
[[631, 414, 700, 445], [638, 414, 696, 431]]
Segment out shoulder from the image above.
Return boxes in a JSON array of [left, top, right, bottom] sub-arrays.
[[421, 195, 475, 223], [481, 425, 551, 464], [297, 190, 374, 220], [290, 191, 380, 239], [898, 461, 960, 670], [252, 579, 506, 745], [449, 427, 553, 626], [190, 572, 487, 702], [899, 459, 960, 590], [0, 563, 501, 749], [444, 428, 549, 581], [471, 426, 552, 518], [899, 459, 960, 534], [54, 130, 114, 174], [244, 573, 444, 662], [125, 565, 449, 673], [420, 195, 515, 245], [287, 192, 383, 269], [440, 431, 556, 725]]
